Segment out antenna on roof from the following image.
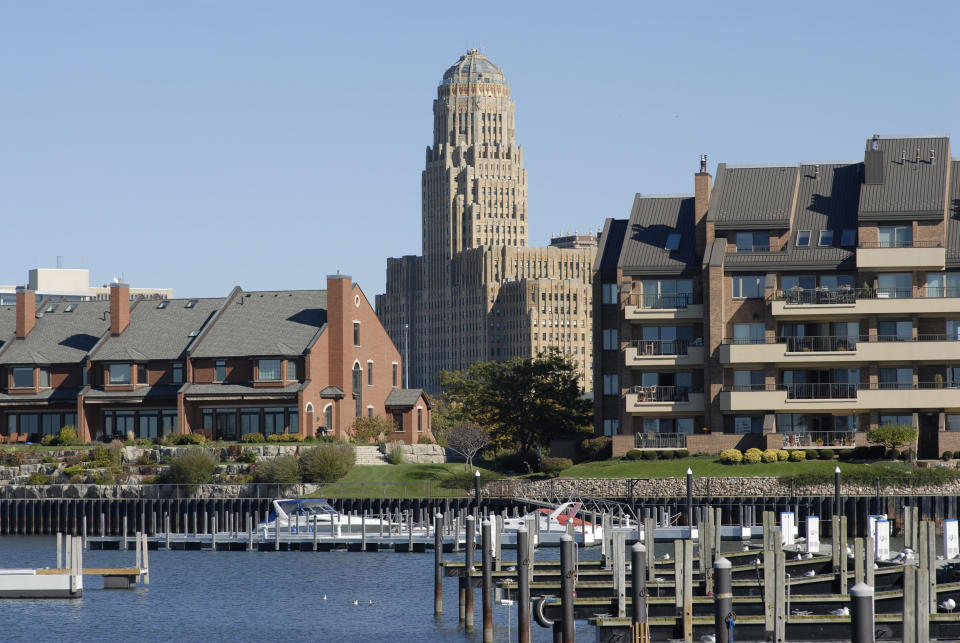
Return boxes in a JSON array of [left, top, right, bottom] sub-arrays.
[[870, 135, 879, 151], [915, 148, 921, 163], [930, 149, 935, 164], [700, 154, 707, 173], [901, 150, 906, 164], [814, 164, 820, 179]]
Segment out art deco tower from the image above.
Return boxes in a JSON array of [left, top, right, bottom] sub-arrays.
[[378, 51, 595, 393]]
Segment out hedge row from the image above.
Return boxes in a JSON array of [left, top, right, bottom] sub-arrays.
[[624, 449, 690, 461]]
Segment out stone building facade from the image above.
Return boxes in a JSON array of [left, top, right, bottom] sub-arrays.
[[596, 136, 960, 458], [377, 50, 595, 392]]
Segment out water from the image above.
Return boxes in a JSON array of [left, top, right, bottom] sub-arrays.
[[0, 537, 597, 642]]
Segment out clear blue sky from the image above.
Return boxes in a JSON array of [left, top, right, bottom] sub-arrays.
[[2, 2, 958, 298]]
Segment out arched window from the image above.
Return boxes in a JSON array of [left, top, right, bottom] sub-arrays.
[[352, 362, 362, 418], [323, 404, 333, 434]]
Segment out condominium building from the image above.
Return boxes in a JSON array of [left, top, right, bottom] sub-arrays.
[[0, 268, 172, 304], [595, 136, 960, 458], [376, 50, 595, 392]]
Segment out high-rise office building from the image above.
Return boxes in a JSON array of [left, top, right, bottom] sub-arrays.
[[377, 50, 595, 392]]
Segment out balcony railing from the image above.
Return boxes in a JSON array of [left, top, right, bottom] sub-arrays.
[[773, 285, 960, 304], [634, 432, 687, 449], [722, 333, 959, 348], [628, 385, 697, 403], [786, 383, 858, 399], [627, 293, 700, 309], [628, 339, 693, 356], [782, 431, 856, 448], [858, 240, 943, 249], [724, 381, 951, 398], [727, 242, 786, 253]]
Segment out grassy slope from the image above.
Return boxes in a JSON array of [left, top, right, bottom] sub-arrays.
[[560, 455, 909, 479], [312, 463, 499, 499]]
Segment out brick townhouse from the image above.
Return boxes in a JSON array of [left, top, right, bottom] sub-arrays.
[[0, 274, 431, 444], [596, 135, 960, 458]]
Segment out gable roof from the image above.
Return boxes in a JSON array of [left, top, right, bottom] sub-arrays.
[[0, 300, 110, 365], [0, 305, 16, 353], [858, 135, 950, 220], [948, 159, 960, 268], [91, 297, 223, 362], [616, 195, 698, 276], [595, 218, 628, 274], [190, 290, 327, 358], [384, 388, 429, 408], [709, 164, 799, 230]]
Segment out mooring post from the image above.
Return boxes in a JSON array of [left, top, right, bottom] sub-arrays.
[[57, 532, 62, 569], [714, 557, 733, 643], [313, 515, 318, 551], [686, 468, 693, 527], [631, 542, 647, 639], [247, 514, 253, 552], [494, 514, 503, 571], [434, 513, 444, 617], [101, 512, 105, 539], [361, 512, 367, 551], [136, 531, 142, 570], [850, 582, 874, 643], [407, 511, 414, 551], [855, 537, 865, 584], [82, 516, 87, 550], [517, 525, 531, 643], [904, 565, 917, 643], [481, 518, 493, 643], [560, 534, 575, 643], [683, 538, 694, 643], [613, 530, 626, 617], [834, 466, 842, 519], [644, 516, 655, 581], [165, 514, 171, 550], [211, 515, 217, 551], [924, 520, 937, 615], [474, 470, 481, 508], [142, 531, 149, 585], [465, 514, 476, 631], [274, 513, 280, 551], [865, 535, 875, 588], [123, 516, 128, 550]]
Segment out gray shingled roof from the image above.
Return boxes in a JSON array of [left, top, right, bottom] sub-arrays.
[[858, 136, 949, 220], [947, 160, 960, 268], [709, 164, 799, 229], [0, 300, 110, 365], [0, 305, 16, 352], [616, 195, 698, 276], [724, 163, 859, 271], [0, 387, 81, 405], [190, 290, 327, 358], [319, 385, 345, 397], [596, 218, 628, 273], [183, 383, 302, 398], [384, 388, 428, 408], [92, 298, 223, 362], [85, 385, 182, 401]]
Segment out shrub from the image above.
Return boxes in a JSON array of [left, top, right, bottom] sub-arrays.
[[625, 450, 644, 461], [349, 416, 392, 443], [789, 450, 806, 462], [40, 435, 56, 446], [804, 449, 820, 460], [719, 449, 743, 464], [743, 448, 763, 464], [640, 450, 658, 461], [176, 433, 206, 445], [440, 468, 500, 491], [943, 451, 954, 461], [776, 449, 789, 462], [165, 450, 218, 489], [0, 450, 23, 467], [253, 455, 302, 484], [136, 454, 153, 466], [868, 445, 886, 459], [539, 457, 573, 477], [819, 448, 835, 460], [388, 445, 405, 465], [92, 444, 122, 468], [867, 424, 918, 459], [852, 446, 870, 459], [298, 444, 356, 483], [658, 450, 675, 460], [417, 436, 434, 445], [266, 433, 304, 443], [28, 473, 48, 485], [241, 433, 266, 443], [838, 449, 853, 460], [761, 449, 779, 463], [675, 449, 689, 459], [578, 436, 612, 462], [897, 449, 910, 461], [62, 465, 84, 477], [242, 451, 258, 463]]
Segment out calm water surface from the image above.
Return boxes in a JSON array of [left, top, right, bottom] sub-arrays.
[[0, 537, 598, 642]]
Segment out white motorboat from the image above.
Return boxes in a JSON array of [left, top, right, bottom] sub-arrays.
[[501, 502, 603, 547], [258, 498, 388, 538]]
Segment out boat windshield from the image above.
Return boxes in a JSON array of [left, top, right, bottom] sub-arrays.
[[278, 500, 338, 517]]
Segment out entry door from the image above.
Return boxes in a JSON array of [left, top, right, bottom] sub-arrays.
[[918, 413, 939, 460]]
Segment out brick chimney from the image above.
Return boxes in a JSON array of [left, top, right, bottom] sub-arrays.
[[110, 281, 130, 336], [326, 272, 353, 389], [15, 287, 36, 339], [694, 154, 713, 259]]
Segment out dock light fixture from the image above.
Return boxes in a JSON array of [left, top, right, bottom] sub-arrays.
[[834, 466, 842, 519], [474, 469, 481, 506]]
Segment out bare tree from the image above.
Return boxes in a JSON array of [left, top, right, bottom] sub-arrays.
[[445, 422, 491, 471]]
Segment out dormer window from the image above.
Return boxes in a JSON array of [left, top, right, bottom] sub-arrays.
[[818, 230, 834, 247], [840, 229, 856, 247], [736, 232, 769, 253], [11, 367, 33, 388], [157, 301, 168, 309], [796, 230, 811, 247], [38, 368, 49, 388], [108, 363, 131, 385], [64, 304, 76, 313], [185, 299, 197, 309], [257, 359, 282, 382], [286, 359, 297, 382], [45, 304, 58, 313]]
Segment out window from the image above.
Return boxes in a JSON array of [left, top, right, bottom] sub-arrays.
[[287, 359, 297, 381], [367, 361, 373, 386], [601, 283, 618, 305], [665, 233, 681, 250], [393, 412, 403, 432], [880, 414, 912, 428], [602, 329, 618, 351], [392, 363, 398, 388], [879, 368, 913, 390], [947, 415, 960, 432], [172, 363, 183, 385], [877, 273, 912, 299], [215, 360, 226, 382], [818, 230, 834, 247], [732, 323, 765, 344], [353, 322, 360, 346], [11, 367, 32, 388], [216, 409, 237, 441], [417, 407, 423, 433], [109, 363, 131, 385], [45, 304, 58, 313], [925, 272, 960, 298], [137, 364, 148, 385], [64, 304, 76, 312], [240, 409, 260, 435], [38, 368, 49, 388], [156, 301, 168, 309], [796, 230, 811, 247], [641, 279, 693, 308], [602, 374, 619, 396], [257, 359, 282, 381], [878, 320, 912, 342], [840, 229, 856, 247], [323, 404, 333, 434], [602, 419, 620, 436], [736, 232, 768, 252], [185, 299, 197, 309], [161, 411, 177, 435], [733, 370, 764, 391], [367, 406, 374, 418], [878, 225, 912, 248], [352, 363, 362, 418], [264, 408, 285, 435], [734, 416, 763, 434], [731, 274, 763, 299]]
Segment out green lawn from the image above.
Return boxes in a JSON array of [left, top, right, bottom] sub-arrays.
[[310, 463, 500, 499], [553, 455, 912, 479]]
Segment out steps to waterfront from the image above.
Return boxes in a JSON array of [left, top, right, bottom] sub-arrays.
[[354, 446, 389, 466]]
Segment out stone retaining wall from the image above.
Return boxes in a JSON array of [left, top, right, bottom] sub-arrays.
[[0, 482, 321, 499], [381, 443, 447, 464]]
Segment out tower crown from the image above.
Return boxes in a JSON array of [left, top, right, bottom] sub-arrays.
[[442, 49, 506, 86]]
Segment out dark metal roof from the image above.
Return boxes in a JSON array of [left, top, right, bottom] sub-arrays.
[[384, 388, 429, 408], [858, 136, 950, 220], [616, 195, 698, 276], [190, 290, 327, 359], [0, 300, 110, 365], [709, 164, 799, 229], [92, 298, 223, 362], [84, 385, 183, 401], [947, 160, 960, 268], [595, 218, 628, 274]]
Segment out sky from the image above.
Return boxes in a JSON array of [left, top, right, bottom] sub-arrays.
[[2, 2, 959, 299]]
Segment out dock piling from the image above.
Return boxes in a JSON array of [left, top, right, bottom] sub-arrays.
[[517, 525, 530, 643], [481, 518, 493, 643], [850, 582, 874, 643], [612, 530, 626, 617], [57, 532, 62, 570], [560, 534, 574, 643], [142, 531, 149, 584], [434, 513, 443, 618], [631, 542, 647, 639], [714, 557, 732, 643], [465, 514, 475, 631]]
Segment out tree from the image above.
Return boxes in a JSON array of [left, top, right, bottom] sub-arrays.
[[440, 350, 592, 457], [349, 416, 392, 443], [866, 424, 917, 459], [445, 422, 491, 471]]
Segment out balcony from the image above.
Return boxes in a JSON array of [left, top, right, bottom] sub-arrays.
[[634, 432, 688, 449], [780, 431, 857, 449], [771, 285, 960, 317], [624, 293, 703, 320], [625, 339, 705, 367], [721, 334, 960, 364], [856, 241, 945, 271], [721, 382, 957, 412], [624, 386, 705, 414]]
